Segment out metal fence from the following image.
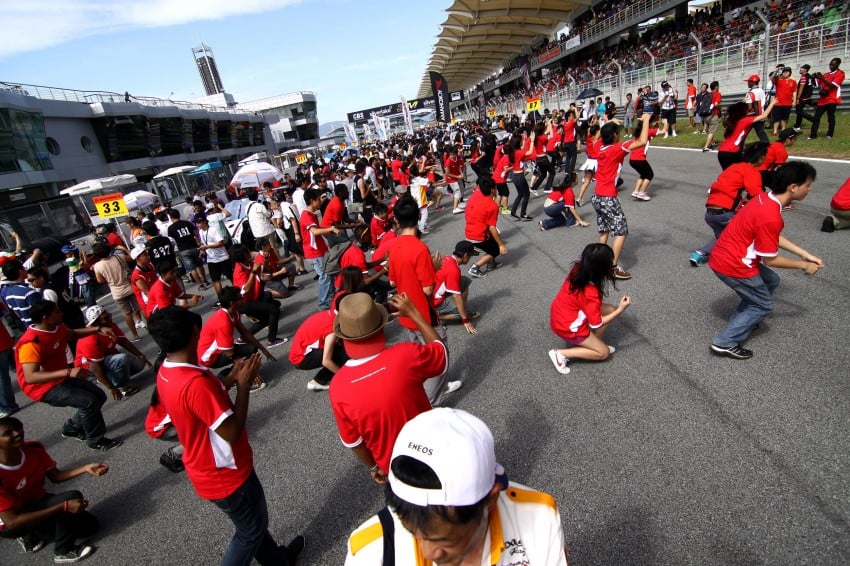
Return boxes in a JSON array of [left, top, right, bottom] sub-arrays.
[[462, 17, 849, 120]]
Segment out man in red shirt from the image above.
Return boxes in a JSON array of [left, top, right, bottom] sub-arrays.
[[230, 245, 285, 348], [76, 305, 150, 400], [148, 307, 304, 565], [301, 188, 340, 311], [708, 162, 823, 359], [821, 176, 850, 232], [464, 177, 508, 278], [329, 293, 448, 482], [145, 261, 202, 317], [770, 67, 797, 135], [592, 113, 651, 280], [253, 237, 299, 300], [289, 309, 347, 391], [433, 241, 480, 334], [443, 147, 466, 214], [702, 81, 723, 152], [130, 246, 157, 316], [15, 301, 122, 451], [388, 196, 461, 403], [808, 58, 844, 140]]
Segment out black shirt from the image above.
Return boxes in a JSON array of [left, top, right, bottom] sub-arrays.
[[145, 235, 177, 271], [168, 220, 199, 251]]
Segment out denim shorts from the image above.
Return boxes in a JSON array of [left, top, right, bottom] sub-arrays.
[[178, 248, 204, 271]]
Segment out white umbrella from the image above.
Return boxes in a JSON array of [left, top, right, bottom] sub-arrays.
[[123, 190, 160, 210], [230, 162, 283, 189]]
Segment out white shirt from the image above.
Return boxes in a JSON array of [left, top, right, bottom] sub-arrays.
[[346, 481, 568, 566], [292, 188, 308, 217], [199, 213, 229, 263], [246, 201, 274, 238]]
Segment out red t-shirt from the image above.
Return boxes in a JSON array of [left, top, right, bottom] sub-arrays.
[[146, 277, 182, 316], [563, 119, 577, 143], [585, 138, 601, 159], [388, 234, 436, 330], [321, 197, 346, 228], [464, 189, 498, 242], [550, 272, 603, 341], [145, 402, 173, 439], [300, 209, 327, 259], [595, 142, 630, 198], [157, 360, 254, 500], [627, 128, 658, 161], [15, 325, 71, 401], [371, 230, 396, 263], [444, 156, 463, 180], [545, 131, 562, 152], [289, 310, 335, 366], [328, 341, 448, 472], [391, 159, 403, 182], [197, 308, 237, 366], [711, 91, 723, 116], [718, 116, 756, 153], [74, 322, 125, 369], [107, 233, 123, 248], [533, 134, 548, 157], [253, 249, 280, 275], [830, 177, 850, 211], [491, 152, 511, 183], [816, 69, 845, 106], [335, 245, 368, 289], [708, 192, 783, 279], [546, 186, 576, 206], [370, 216, 388, 248], [759, 141, 788, 171], [512, 146, 531, 172], [232, 262, 261, 302], [432, 256, 462, 307], [0, 442, 56, 523], [774, 77, 797, 106], [706, 163, 764, 210], [131, 264, 157, 307]]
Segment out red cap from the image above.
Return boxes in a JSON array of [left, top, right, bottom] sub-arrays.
[[745, 74, 760, 83]]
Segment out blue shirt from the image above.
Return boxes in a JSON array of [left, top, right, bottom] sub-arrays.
[[0, 283, 42, 326]]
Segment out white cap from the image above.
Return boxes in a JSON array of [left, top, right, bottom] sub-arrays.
[[388, 408, 502, 507], [130, 246, 147, 260], [84, 305, 105, 326]]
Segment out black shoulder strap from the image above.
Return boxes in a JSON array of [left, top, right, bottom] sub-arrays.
[[378, 506, 395, 566]]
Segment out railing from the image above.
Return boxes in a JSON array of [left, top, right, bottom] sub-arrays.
[[467, 16, 849, 120], [0, 81, 248, 113]]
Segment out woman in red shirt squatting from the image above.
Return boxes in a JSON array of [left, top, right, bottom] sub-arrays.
[[548, 244, 631, 375]]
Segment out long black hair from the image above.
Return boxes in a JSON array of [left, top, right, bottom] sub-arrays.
[[723, 102, 750, 139], [569, 243, 615, 296]]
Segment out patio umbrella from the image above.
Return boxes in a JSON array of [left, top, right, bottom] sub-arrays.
[[577, 88, 603, 100], [230, 162, 284, 189], [123, 190, 160, 210]]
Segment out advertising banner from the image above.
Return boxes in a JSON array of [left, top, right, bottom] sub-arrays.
[[429, 71, 451, 123], [400, 96, 414, 135]]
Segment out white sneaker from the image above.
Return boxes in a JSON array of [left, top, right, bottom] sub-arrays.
[[548, 350, 570, 374], [663, 134, 668, 139], [531, 190, 540, 197], [444, 380, 463, 394], [307, 380, 330, 391], [452, 207, 464, 214], [608, 345, 616, 354], [672, 132, 677, 137], [135, 320, 146, 329]]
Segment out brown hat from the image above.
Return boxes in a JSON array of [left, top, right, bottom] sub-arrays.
[[334, 293, 389, 341]]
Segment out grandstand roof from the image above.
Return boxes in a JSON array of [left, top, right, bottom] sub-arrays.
[[417, 0, 589, 97]]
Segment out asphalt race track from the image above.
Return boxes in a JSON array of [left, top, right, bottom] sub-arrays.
[[2, 147, 848, 565]]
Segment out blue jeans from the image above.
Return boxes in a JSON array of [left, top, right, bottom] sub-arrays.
[[712, 264, 780, 347], [0, 349, 20, 414], [0, 490, 98, 554], [510, 172, 530, 216], [308, 257, 333, 311], [542, 202, 577, 230], [211, 471, 288, 566], [696, 209, 736, 256], [40, 378, 107, 447], [102, 353, 145, 388]]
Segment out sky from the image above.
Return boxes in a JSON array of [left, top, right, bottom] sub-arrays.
[[2, 0, 447, 124]]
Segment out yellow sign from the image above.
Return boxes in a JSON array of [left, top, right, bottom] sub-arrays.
[[295, 153, 308, 164], [93, 193, 128, 218], [525, 97, 541, 112], [487, 108, 497, 117]]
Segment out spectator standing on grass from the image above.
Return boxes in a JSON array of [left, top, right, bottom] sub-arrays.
[[744, 74, 770, 144], [148, 307, 305, 566], [686, 79, 698, 129], [808, 58, 844, 140], [770, 67, 797, 136], [793, 64, 814, 129], [702, 81, 723, 152], [708, 162, 823, 360]]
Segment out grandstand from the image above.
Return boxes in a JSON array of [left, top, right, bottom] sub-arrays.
[[423, 0, 848, 119]]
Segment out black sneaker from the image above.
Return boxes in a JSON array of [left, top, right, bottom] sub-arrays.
[[710, 343, 753, 360], [159, 448, 184, 473], [88, 437, 122, 452], [821, 217, 835, 233], [61, 430, 86, 442], [285, 534, 306, 565], [18, 536, 46, 553], [53, 544, 95, 563]]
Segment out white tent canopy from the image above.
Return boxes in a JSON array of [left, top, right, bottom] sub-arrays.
[[153, 165, 197, 178], [60, 174, 138, 196]]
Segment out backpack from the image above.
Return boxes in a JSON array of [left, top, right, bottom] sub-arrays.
[[697, 92, 713, 117], [238, 203, 257, 250], [322, 241, 353, 277]]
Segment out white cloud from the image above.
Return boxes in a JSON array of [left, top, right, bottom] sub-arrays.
[[1, 0, 302, 58]]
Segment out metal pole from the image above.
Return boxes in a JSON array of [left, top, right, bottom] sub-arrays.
[[755, 10, 770, 81], [609, 61, 623, 105], [690, 32, 703, 87], [643, 47, 656, 89]]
